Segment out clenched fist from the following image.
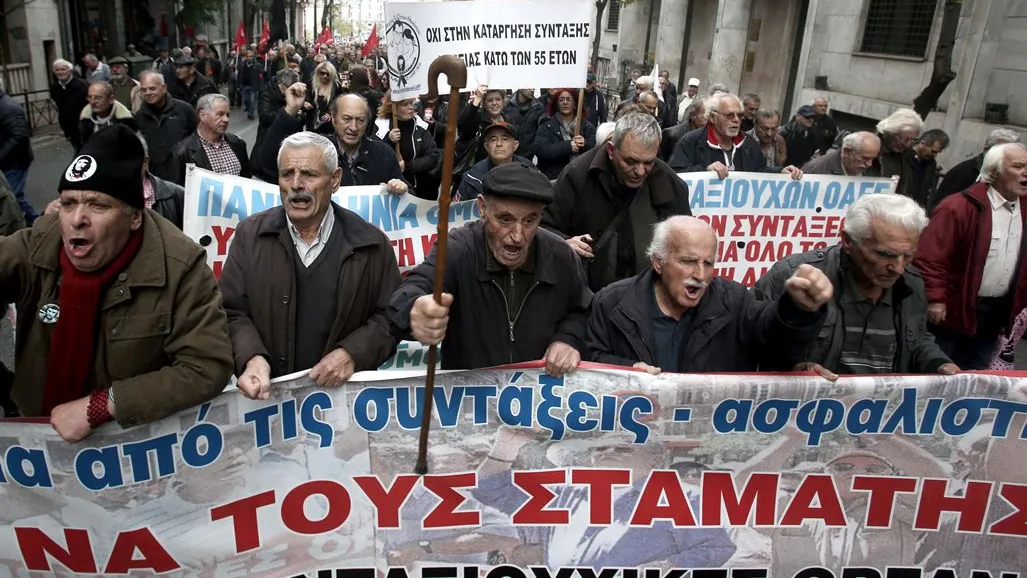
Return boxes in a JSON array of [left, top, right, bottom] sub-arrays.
[[784, 263, 834, 312]]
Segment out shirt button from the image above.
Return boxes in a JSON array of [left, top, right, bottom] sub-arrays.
[[117, 289, 125, 296], [117, 273, 127, 282], [278, 356, 286, 364], [111, 327, 119, 336], [281, 295, 290, 304]]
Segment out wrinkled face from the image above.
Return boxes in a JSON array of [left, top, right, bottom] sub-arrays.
[[841, 140, 881, 175], [689, 104, 706, 128], [608, 132, 658, 189], [915, 140, 945, 161], [332, 96, 369, 149], [556, 91, 575, 116], [87, 85, 113, 114], [84, 56, 97, 69], [885, 129, 918, 153], [58, 191, 141, 273], [652, 225, 717, 310], [394, 98, 416, 121], [711, 100, 743, 139], [278, 146, 341, 228], [485, 92, 505, 117], [995, 147, 1027, 200], [796, 114, 815, 129], [755, 115, 780, 144], [53, 63, 73, 81], [175, 64, 194, 80], [687, 84, 698, 97], [199, 100, 230, 136], [743, 100, 759, 119], [111, 63, 128, 78], [484, 130, 518, 164], [477, 195, 543, 270], [658, 77, 668, 91], [139, 75, 167, 106], [842, 220, 919, 293], [813, 98, 828, 116]]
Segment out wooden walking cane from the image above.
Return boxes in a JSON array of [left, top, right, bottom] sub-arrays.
[[574, 86, 586, 137], [415, 55, 467, 475], [391, 102, 402, 161]]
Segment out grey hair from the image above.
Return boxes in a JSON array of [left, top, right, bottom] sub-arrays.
[[196, 93, 229, 115], [137, 132, 149, 156], [843, 193, 928, 242], [978, 143, 1027, 184], [875, 108, 923, 137], [88, 81, 113, 97], [705, 92, 743, 122], [984, 128, 1022, 150], [596, 121, 616, 144], [276, 67, 300, 86], [708, 83, 728, 95], [683, 100, 705, 124], [742, 93, 761, 105], [278, 131, 339, 174], [52, 59, 74, 70], [138, 70, 166, 85], [612, 111, 661, 148], [842, 132, 866, 152], [635, 75, 654, 89], [756, 109, 780, 121], [647, 215, 716, 261]]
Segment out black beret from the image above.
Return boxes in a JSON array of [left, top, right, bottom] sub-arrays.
[[481, 162, 553, 204], [59, 124, 144, 208]]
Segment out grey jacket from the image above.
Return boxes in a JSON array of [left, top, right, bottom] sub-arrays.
[[753, 244, 951, 374]]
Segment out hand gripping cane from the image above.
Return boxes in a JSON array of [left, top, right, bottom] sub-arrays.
[[415, 55, 467, 475]]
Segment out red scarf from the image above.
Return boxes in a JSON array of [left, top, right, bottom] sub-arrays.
[[41, 228, 145, 415]]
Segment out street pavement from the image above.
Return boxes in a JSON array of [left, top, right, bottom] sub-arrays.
[[1, 109, 260, 374]]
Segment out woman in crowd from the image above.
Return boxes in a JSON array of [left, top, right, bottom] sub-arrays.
[[375, 91, 441, 200], [306, 61, 343, 136], [534, 88, 596, 179]]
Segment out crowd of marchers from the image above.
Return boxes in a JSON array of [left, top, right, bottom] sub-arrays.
[[0, 46, 1026, 443]]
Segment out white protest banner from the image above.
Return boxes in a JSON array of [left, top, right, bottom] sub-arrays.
[[683, 171, 896, 286], [3, 365, 1027, 576], [183, 166, 481, 370], [183, 165, 480, 278], [383, 0, 591, 100]]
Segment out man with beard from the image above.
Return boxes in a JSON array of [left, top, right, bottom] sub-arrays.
[[168, 93, 250, 185], [389, 162, 592, 374], [49, 59, 89, 150], [77, 82, 137, 150], [108, 56, 140, 111], [220, 132, 401, 398], [135, 70, 197, 183], [587, 215, 832, 373]]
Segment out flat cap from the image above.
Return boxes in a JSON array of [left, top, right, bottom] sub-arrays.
[[175, 56, 197, 66], [481, 162, 553, 204], [483, 121, 518, 140], [797, 105, 817, 118], [108, 56, 129, 65]]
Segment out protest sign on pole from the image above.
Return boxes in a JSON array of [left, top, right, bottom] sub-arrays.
[[383, 0, 591, 100], [683, 172, 896, 286], [2, 365, 1027, 576]]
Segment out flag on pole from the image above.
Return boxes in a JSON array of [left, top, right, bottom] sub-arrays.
[[314, 26, 333, 52], [360, 24, 379, 59], [234, 20, 247, 52], [649, 63, 665, 102], [258, 19, 270, 54]]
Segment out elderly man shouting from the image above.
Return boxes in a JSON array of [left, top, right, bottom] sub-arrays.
[[0, 125, 233, 440], [586, 216, 833, 373], [220, 132, 401, 398]]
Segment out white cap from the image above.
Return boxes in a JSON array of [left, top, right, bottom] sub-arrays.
[[688, 77, 700, 86]]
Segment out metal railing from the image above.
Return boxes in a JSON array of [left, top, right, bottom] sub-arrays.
[[0, 63, 32, 95], [10, 89, 59, 136]]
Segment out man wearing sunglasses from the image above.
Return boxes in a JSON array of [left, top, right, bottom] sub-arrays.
[[669, 92, 803, 180]]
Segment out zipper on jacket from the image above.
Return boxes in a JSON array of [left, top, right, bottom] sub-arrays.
[[490, 276, 540, 364]]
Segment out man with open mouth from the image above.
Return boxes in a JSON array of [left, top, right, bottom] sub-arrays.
[[586, 215, 834, 373], [390, 162, 592, 376], [0, 124, 233, 441]]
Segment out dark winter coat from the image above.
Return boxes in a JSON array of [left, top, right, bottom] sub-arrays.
[[50, 76, 90, 148], [502, 96, 546, 158], [931, 153, 984, 213], [135, 96, 198, 184], [220, 202, 401, 377], [148, 173, 185, 230], [533, 115, 597, 179], [77, 101, 138, 151], [587, 269, 826, 372], [0, 91, 33, 171], [389, 220, 592, 369], [669, 126, 774, 173], [168, 132, 251, 186], [168, 73, 217, 108]]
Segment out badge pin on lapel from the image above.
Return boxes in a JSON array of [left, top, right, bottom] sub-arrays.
[[38, 303, 60, 324]]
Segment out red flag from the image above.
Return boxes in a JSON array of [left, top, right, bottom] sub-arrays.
[[314, 26, 333, 52], [234, 20, 247, 52], [258, 19, 270, 53], [360, 24, 379, 59]]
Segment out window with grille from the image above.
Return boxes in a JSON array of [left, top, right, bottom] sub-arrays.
[[860, 0, 937, 57], [607, 0, 621, 31]]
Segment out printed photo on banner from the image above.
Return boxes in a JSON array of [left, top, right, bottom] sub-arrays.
[[383, 0, 591, 99], [2, 367, 1027, 576], [684, 171, 896, 286]]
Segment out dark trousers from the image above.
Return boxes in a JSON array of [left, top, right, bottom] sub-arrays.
[[931, 295, 1010, 370]]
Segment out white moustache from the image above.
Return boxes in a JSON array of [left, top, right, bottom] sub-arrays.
[[684, 279, 708, 290], [286, 191, 313, 202]]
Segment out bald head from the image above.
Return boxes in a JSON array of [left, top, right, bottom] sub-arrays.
[[841, 131, 881, 175], [331, 93, 371, 151], [648, 216, 717, 314], [648, 216, 717, 263], [812, 97, 828, 116]]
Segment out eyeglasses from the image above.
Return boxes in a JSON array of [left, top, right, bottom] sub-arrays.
[[715, 111, 742, 120]]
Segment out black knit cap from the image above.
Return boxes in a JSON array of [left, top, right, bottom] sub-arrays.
[[481, 162, 554, 204], [59, 124, 144, 209]]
